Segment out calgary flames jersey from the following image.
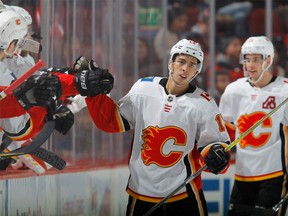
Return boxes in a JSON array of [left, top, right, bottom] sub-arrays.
[[219, 76, 288, 182], [0, 60, 44, 142], [85, 77, 230, 203]]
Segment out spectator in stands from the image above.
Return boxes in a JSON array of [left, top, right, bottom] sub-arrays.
[[216, 36, 243, 81], [207, 70, 230, 105], [204, 36, 243, 91], [138, 37, 162, 78], [217, 1, 252, 37], [271, 48, 286, 77], [153, 4, 188, 62]]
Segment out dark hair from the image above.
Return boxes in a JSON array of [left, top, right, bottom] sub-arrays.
[[168, 5, 186, 27]]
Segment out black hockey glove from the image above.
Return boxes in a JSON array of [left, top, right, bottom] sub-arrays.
[[204, 143, 230, 174], [53, 106, 74, 135], [13, 73, 61, 110], [74, 68, 114, 96], [73, 56, 98, 71]]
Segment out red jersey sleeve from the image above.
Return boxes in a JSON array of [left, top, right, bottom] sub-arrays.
[[85, 94, 125, 133], [224, 122, 236, 142], [0, 91, 26, 117], [53, 73, 79, 98]]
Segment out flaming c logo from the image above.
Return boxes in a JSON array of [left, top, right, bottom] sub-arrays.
[[15, 19, 21, 25], [237, 112, 272, 148], [141, 126, 186, 167]]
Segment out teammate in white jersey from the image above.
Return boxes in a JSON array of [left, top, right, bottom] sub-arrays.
[[64, 39, 231, 216], [219, 36, 288, 216], [0, 4, 73, 173]]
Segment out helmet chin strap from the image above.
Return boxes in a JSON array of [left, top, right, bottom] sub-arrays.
[[3, 49, 14, 58], [244, 59, 272, 84]]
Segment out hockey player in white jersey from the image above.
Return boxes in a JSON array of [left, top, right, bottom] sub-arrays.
[[0, 5, 73, 173], [219, 36, 288, 216], [64, 39, 231, 215]]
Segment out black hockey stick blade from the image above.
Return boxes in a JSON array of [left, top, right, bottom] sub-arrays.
[[0, 121, 55, 158], [31, 147, 66, 170]]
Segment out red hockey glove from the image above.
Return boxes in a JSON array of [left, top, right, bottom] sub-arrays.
[[204, 142, 230, 174]]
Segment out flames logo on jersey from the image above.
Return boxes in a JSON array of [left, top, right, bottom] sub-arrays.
[[237, 112, 272, 148], [141, 126, 186, 167]]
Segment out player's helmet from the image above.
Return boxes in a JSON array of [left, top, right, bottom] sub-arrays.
[[0, 10, 28, 50], [169, 39, 204, 73], [240, 36, 274, 83], [240, 36, 274, 64], [9, 5, 32, 25]]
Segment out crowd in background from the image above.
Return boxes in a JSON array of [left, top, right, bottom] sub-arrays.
[[2, 0, 288, 167]]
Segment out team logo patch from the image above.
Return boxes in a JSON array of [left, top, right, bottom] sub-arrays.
[[141, 126, 186, 167], [167, 96, 173, 102], [15, 19, 21, 25], [237, 112, 272, 148]]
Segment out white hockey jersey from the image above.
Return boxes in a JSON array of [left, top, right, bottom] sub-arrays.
[[86, 77, 230, 203], [0, 55, 50, 174], [219, 76, 288, 181]]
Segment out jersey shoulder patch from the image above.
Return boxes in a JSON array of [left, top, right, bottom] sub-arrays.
[[140, 77, 155, 82]]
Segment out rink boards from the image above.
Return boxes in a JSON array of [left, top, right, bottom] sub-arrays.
[[0, 165, 235, 216]]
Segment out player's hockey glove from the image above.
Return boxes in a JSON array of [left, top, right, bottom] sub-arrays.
[[73, 56, 98, 71], [74, 68, 114, 96], [13, 73, 61, 110], [53, 106, 74, 135], [204, 142, 230, 174]]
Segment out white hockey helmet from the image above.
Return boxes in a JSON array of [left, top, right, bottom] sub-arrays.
[[9, 5, 32, 25], [169, 39, 204, 73], [0, 2, 32, 25], [240, 36, 274, 64], [240, 36, 274, 83], [0, 10, 28, 50]]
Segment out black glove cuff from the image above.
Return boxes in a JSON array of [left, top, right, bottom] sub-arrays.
[[16, 94, 33, 110], [74, 70, 91, 96]]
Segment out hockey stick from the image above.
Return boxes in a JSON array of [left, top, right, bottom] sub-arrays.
[[1, 135, 66, 170], [144, 97, 288, 216], [0, 121, 55, 158], [0, 59, 45, 100], [31, 147, 66, 170], [262, 193, 288, 216]]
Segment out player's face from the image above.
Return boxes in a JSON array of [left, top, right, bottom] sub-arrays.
[[243, 54, 264, 81], [171, 54, 198, 85]]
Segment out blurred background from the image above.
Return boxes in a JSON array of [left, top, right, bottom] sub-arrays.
[[2, 1, 288, 215], [3, 0, 288, 168]]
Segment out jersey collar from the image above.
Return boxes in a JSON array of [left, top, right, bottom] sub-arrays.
[[159, 78, 197, 96]]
